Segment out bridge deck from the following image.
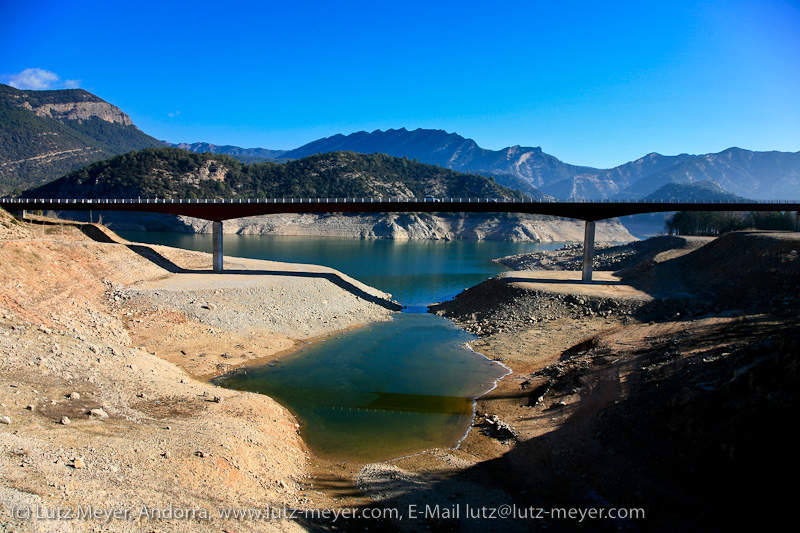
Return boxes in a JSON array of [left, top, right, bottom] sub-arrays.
[[3, 197, 799, 222], [4, 197, 798, 278]]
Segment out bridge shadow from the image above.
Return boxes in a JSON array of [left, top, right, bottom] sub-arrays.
[[79, 223, 119, 243], [124, 244, 403, 311], [13, 215, 120, 243], [55, 220, 403, 312]]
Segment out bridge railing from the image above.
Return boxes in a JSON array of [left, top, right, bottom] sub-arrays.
[[1, 197, 799, 205]]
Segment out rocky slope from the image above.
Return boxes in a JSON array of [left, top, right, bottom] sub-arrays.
[[0, 84, 163, 194], [0, 208, 398, 532], [96, 211, 635, 242], [416, 231, 800, 531], [495, 235, 710, 271]]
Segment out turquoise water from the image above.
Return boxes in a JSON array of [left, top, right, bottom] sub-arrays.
[[214, 313, 507, 460], [117, 232, 560, 307], [117, 232, 559, 459]]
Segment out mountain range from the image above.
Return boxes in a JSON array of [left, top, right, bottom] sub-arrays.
[[169, 129, 800, 200], [2, 84, 798, 201], [164, 142, 289, 163]]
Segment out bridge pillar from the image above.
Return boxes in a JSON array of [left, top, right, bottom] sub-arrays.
[[582, 221, 596, 282], [212, 221, 224, 272]]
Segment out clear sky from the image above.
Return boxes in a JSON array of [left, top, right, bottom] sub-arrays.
[[2, 0, 798, 168]]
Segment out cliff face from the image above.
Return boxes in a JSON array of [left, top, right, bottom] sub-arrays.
[[21, 100, 135, 126], [5, 84, 133, 126]]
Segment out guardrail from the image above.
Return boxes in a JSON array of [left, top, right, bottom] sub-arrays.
[[2, 197, 799, 205]]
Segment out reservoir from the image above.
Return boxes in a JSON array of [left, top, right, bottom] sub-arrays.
[[118, 232, 560, 460]]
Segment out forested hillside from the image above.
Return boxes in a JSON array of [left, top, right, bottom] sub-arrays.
[[23, 147, 526, 200], [0, 84, 163, 194]]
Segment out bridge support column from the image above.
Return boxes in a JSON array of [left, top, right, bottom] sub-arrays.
[[212, 221, 224, 272], [582, 220, 596, 282]]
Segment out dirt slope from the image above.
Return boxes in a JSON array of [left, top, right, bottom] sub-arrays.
[[399, 231, 800, 531], [0, 209, 397, 532]]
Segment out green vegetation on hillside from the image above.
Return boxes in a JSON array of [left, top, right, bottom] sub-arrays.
[[666, 210, 796, 235], [0, 84, 163, 195], [0, 84, 103, 106], [645, 180, 744, 202], [24, 147, 526, 200]]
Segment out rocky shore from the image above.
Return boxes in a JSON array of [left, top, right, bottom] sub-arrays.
[[404, 231, 798, 531], [57, 210, 636, 243], [494, 234, 710, 271], [0, 210, 398, 532]]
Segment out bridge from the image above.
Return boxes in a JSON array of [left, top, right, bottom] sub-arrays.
[[3, 197, 799, 281]]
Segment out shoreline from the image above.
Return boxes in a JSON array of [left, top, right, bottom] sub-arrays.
[[65, 210, 638, 243], [453, 341, 514, 450], [0, 211, 401, 531], [6, 210, 795, 531], [201, 322, 379, 383], [353, 232, 799, 531], [216, 309, 513, 464]]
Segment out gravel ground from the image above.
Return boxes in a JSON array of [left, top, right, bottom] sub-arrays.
[[123, 269, 399, 340], [0, 210, 400, 532], [495, 235, 710, 272], [429, 270, 703, 337]]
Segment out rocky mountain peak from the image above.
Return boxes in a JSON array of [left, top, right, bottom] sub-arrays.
[[2, 84, 133, 126]]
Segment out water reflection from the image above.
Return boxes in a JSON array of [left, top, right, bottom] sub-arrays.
[[215, 313, 508, 460], [117, 233, 552, 459], [116, 232, 560, 306]]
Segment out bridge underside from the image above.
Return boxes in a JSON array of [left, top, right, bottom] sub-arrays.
[[8, 198, 799, 222]]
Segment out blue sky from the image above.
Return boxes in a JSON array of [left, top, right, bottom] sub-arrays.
[[2, 0, 798, 168]]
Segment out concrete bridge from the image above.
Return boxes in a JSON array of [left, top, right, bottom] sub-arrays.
[[3, 197, 799, 281]]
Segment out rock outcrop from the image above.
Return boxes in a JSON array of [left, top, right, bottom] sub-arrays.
[[22, 100, 134, 126], [89, 211, 636, 243], [0, 84, 163, 194]]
